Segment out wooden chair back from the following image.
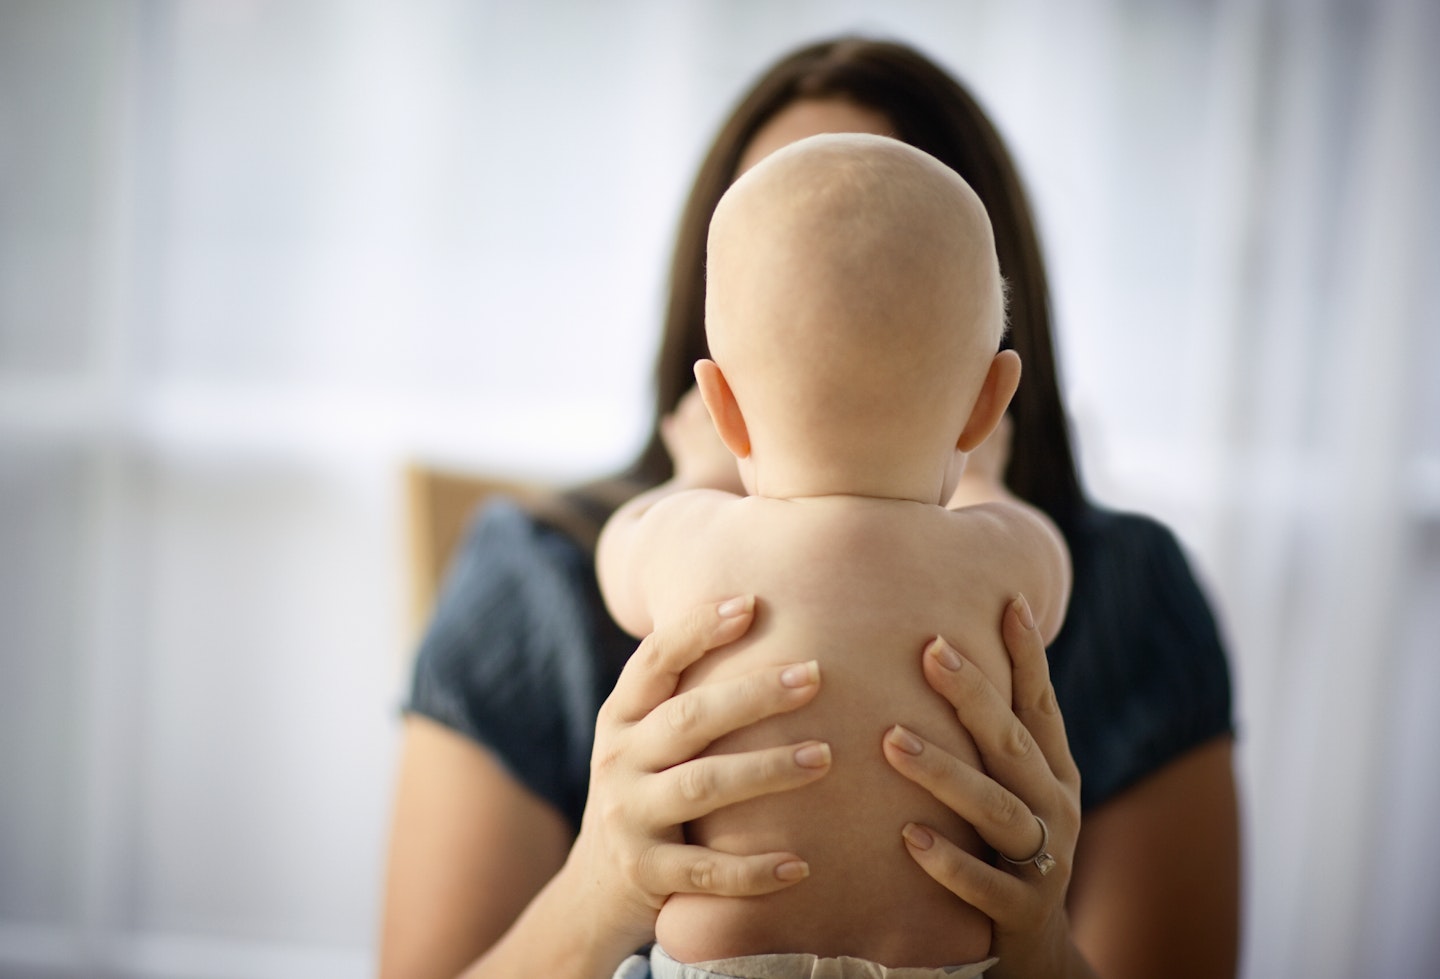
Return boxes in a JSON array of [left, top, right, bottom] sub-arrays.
[[403, 464, 542, 631]]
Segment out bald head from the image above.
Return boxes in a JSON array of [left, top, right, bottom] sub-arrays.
[[703, 133, 1006, 494], [709, 132, 1003, 348]]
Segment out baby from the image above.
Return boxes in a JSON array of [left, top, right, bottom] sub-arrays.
[[598, 133, 1070, 978]]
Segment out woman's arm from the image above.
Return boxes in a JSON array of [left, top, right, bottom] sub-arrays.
[[884, 597, 1240, 979], [379, 716, 574, 979], [379, 596, 831, 979], [1069, 736, 1240, 979]]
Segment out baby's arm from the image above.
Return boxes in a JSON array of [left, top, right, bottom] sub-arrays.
[[597, 484, 736, 638], [599, 389, 745, 637], [945, 418, 1071, 640], [956, 498, 1072, 644]]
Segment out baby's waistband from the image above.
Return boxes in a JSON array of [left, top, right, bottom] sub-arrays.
[[645, 944, 997, 979]]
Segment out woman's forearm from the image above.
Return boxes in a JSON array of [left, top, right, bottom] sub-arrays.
[[1055, 946, 1102, 979], [1066, 738, 1240, 979], [994, 926, 1101, 979], [389, 599, 826, 979], [459, 858, 636, 979]]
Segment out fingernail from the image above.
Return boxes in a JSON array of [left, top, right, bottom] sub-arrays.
[[718, 595, 753, 619], [926, 636, 963, 671], [775, 860, 810, 881], [886, 725, 924, 756], [1013, 594, 1035, 631], [780, 660, 819, 688], [902, 823, 934, 850], [794, 741, 831, 769]]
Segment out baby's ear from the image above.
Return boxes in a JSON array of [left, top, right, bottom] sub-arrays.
[[694, 359, 751, 459], [957, 350, 1021, 453]]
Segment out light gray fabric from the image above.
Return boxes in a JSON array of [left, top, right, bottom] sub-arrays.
[[644, 944, 997, 979]]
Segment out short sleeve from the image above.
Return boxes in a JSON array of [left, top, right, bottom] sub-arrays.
[[405, 498, 631, 830], [1048, 507, 1234, 809]]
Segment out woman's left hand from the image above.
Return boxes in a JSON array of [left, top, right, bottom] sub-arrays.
[[882, 594, 1090, 979]]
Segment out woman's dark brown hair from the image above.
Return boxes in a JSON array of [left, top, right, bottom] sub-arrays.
[[575, 36, 1085, 540]]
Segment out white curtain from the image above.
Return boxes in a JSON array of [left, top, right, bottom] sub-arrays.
[[1193, 3, 1440, 978], [1, 2, 1435, 977]]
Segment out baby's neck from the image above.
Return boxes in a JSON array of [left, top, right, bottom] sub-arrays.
[[749, 466, 948, 507]]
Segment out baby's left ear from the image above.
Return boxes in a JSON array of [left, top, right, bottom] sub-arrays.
[[957, 350, 1021, 453]]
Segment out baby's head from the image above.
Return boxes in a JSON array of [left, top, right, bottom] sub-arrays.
[[701, 132, 1010, 501]]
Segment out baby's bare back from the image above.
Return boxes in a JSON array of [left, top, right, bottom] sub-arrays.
[[652, 498, 1018, 967]]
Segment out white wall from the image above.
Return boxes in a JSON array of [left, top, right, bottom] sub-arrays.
[[1, 1, 1436, 977]]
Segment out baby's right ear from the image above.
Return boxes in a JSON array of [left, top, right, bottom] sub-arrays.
[[694, 359, 751, 459], [956, 350, 1021, 453]]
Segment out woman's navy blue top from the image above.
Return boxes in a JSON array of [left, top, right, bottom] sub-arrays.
[[406, 497, 1233, 832]]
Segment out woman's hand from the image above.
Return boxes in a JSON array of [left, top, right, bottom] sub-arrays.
[[882, 594, 1092, 979], [568, 594, 831, 957]]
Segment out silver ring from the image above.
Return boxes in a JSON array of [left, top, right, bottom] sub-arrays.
[[999, 814, 1056, 876]]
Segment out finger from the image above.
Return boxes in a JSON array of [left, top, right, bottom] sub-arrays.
[[640, 843, 811, 898], [607, 596, 755, 723], [633, 659, 821, 767], [646, 740, 832, 825], [920, 635, 1054, 804], [882, 725, 1046, 863], [1005, 594, 1081, 789], [900, 823, 1029, 923]]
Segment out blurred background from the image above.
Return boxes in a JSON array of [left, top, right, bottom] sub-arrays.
[[1, 1, 1436, 977]]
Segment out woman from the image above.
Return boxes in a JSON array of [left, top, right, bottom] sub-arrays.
[[380, 37, 1238, 979]]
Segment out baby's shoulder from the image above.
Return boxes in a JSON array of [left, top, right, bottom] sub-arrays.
[[941, 498, 1038, 528], [942, 499, 1064, 551]]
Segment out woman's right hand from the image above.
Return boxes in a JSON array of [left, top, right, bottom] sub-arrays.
[[568, 594, 831, 956]]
